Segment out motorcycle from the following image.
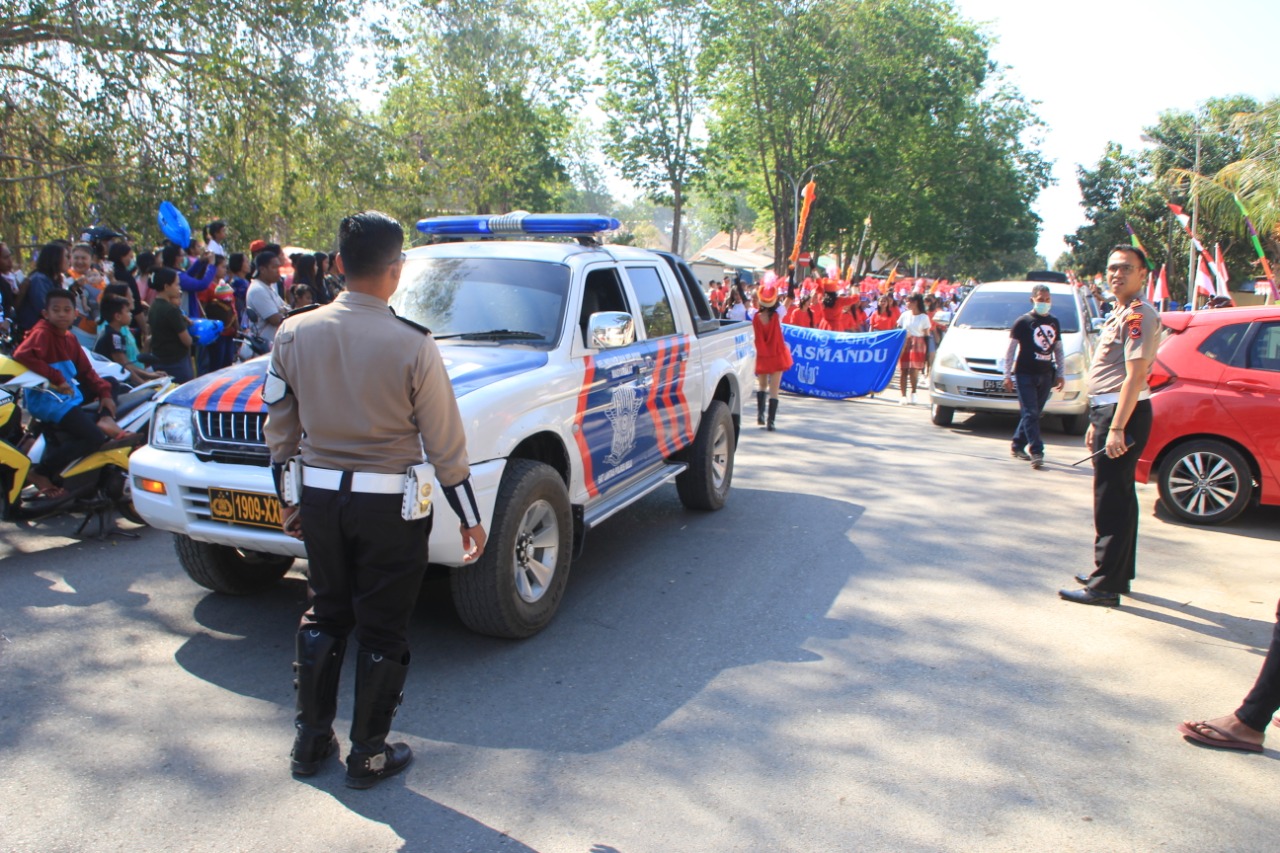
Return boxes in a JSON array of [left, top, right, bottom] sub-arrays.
[[0, 353, 172, 537]]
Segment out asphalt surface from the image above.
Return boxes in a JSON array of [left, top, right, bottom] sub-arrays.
[[2, 391, 1279, 853]]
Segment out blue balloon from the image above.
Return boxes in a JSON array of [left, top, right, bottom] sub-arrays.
[[158, 201, 192, 248], [190, 318, 224, 346]]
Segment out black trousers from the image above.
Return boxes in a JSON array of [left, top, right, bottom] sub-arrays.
[[1237, 599, 1280, 732], [298, 484, 432, 662], [39, 406, 107, 478], [1087, 400, 1153, 593]]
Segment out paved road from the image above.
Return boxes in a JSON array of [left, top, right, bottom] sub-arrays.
[[3, 394, 1278, 852]]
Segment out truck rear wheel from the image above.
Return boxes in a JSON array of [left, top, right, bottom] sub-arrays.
[[175, 534, 294, 595], [450, 460, 572, 639], [676, 400, 735, 510]]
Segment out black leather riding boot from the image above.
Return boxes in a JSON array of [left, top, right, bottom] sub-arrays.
[[756, 390, 767, 425], [767, 398, 779, 431], [345, 649, 413, 789], [291, 628, 346, 775]]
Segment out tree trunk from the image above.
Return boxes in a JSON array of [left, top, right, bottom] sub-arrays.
[[670, 182, 683, 256]]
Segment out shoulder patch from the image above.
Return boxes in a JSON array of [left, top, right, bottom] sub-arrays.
[[286, 303, 322, 318], [390, 309, 432, 336]]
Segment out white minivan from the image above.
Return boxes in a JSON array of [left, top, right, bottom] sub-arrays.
[[928, 278, 1099, 435]]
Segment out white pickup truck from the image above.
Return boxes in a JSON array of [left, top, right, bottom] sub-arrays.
[[129, 214, 756, 638]]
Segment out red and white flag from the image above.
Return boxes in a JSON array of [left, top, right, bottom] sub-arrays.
[[1196, 257, 1217, 303], [1155, 264, 1170, 302], [1145, 270, 1155, 302], [1214, 243, 1231, 298]]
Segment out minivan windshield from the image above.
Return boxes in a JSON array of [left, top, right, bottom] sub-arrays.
[[952, 290, 1081, 333], [390, 257, 569, 346]]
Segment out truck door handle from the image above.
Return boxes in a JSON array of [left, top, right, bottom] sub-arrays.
[[1226, 379, 1270, 392]]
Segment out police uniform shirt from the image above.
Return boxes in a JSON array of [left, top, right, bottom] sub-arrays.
[[1086, 297, 1160, 395], [263, 290, 471, 491]]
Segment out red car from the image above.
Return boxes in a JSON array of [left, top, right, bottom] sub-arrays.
[[1136, 306, 1280, 524]]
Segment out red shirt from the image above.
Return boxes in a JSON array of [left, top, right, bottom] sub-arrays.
[[869, 312, 897, 332], [784, 307, 815, 327], [13, 318, 112, 401]]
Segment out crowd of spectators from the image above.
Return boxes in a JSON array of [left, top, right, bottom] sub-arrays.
[[0, 223, 344, 384]]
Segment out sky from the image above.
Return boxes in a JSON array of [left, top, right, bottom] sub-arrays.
[[949, 0, 1280, 264]]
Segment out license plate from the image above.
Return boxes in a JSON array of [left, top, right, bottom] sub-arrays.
[[983, 379, 1005, 392], [208, 488, 282, 529]]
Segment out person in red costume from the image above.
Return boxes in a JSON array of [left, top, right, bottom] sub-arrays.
[[783, 292, 817, 327], [845, 298, 868, 332], [816, 278, 856, 331], [752, 277, 793, 431], [868, 295, 897, 331]]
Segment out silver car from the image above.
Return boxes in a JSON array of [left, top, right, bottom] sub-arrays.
[[928, 280, 1098, 435]]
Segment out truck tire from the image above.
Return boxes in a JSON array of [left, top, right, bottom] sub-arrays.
[[450, 459, 572, 639], [1060, 414, 1088, 436], [1157, 439, 1253, 525], [175, 534, 294, 595], [930, 403, 955, 427], [675, 400, 735, 511]]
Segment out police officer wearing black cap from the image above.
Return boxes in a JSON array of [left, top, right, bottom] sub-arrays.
[[264, 210, 487, 788], [1060, 245, 1159, 607]]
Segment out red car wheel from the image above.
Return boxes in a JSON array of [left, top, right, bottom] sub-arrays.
[[1157, 439, 1254, 525]]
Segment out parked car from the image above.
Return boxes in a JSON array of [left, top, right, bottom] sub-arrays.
[[929, 279, 1099, 434], [1136, 305, 1280, 524]]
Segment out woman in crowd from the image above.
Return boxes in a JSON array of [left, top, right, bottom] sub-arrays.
[[107, 241, 150, 349], [14, 242, 68, 337], [160, 243, 216, 317], [66, 243, 106, 347], [752, 278, 793, 431], [227, 252, 251, 328], [147, 267, 194, 383], [783, 292, 816, 328], [896, 293, 931, 405], [868, 295, 897, 332], [291, 254, 326, 305], [135, 251, 157, 305]]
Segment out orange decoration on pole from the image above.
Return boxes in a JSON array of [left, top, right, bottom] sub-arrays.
[[789, 180, 818, 264]]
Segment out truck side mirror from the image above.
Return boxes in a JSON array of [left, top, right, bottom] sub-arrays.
[[587, 312, 636, 349]]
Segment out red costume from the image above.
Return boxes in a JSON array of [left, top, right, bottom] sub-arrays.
[[869, 312, 897, 332], [784, 306, 816, 327], [753, 308, 793, 375]]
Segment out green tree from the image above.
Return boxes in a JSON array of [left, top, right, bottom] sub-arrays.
[[590, 0, 710, 255]]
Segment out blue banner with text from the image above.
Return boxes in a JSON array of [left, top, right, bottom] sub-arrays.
[[780, 326, 906, 399]]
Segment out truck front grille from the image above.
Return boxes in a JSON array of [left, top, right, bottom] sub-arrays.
[[198, 411, 267, 444]]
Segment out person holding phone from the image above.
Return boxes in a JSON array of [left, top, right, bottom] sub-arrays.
[[1059, 245, 1159, 606]]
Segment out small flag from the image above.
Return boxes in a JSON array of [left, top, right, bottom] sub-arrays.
[[1155, 264, 1170, 302], [1125, 222, 1157, 270], [1214, 243, 1230, 298], [1196, 257, 1216, 299], [1146, 270, 1155, 302]]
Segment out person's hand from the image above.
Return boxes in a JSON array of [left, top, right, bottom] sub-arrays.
[[461, 523, 487, 563], [281, 504, 304, 540], [1054, 376, 1065, 391], [1002, 376, 1013, 392], [1105, 427, 1130, 459], [99, 396, 117, 417], [1085, 423, 1095, 450], [52, 381, 74, 396]]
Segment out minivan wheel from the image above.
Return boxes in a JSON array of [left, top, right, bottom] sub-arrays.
[[930, 404, 954, 427], [1157, 440, 1253, 525]]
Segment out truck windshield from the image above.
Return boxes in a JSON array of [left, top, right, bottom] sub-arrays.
[[952, 290, 1081, 333], [391, 257, 570, 346]]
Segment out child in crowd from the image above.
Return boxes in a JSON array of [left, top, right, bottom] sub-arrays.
[[203, 283, 239, 371], [147, 268, 194, 383], [95, 296, 166, 385], [289, 283, 314, 311]]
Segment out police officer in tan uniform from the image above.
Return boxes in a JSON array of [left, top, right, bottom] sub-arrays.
[[1060, 245, 1159, 606], [264, 211, 487, 788]]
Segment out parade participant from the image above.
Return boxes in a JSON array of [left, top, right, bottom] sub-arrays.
[[923, 294, 942, 375], [1060, 245, 1159, 607], [896, 294, 930, 405], [1179, 599, 1280, 752], [725, 287, 751, 322], [815, 278, 855, 330], [868, 295, 897, 332], [845, 297, 868, 332], [264, 210, 487, 789], [751, 278, 793, 431], [783, 292, 816, 327], [1002, 284, 1065, 469]]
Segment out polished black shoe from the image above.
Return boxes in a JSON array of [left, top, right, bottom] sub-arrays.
[[1011, 446, 1031, 461], [1059, 588, 1120, 607], [346, 742, 413, 789], [1074, 573, 1093, 586], [291, 731, 339, 776]]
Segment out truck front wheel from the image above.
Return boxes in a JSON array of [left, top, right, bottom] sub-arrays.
[[676, 400, 735, 511], [175, 534, 294, 595], [450, 459, 572, 639]]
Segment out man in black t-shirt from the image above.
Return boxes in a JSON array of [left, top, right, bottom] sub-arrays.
[[1002, 284, 1064, 468]]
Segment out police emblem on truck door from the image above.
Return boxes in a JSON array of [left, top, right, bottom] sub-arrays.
[[604, 383, 644, 465]]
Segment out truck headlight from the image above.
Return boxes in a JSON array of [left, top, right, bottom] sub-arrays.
[[152, 404, 195, 450], [1063, 352, 1087, 377]]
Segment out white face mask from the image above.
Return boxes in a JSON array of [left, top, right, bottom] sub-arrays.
[[1033, 301, 1051, 316]]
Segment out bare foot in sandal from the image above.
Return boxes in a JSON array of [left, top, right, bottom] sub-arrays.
[[1179, 715, 1265, 751]]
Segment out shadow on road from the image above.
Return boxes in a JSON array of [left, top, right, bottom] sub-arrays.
[[1122, 592, 1274, 653]]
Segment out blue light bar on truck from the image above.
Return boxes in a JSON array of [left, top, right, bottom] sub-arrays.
[[415, 212, 622, 237]]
